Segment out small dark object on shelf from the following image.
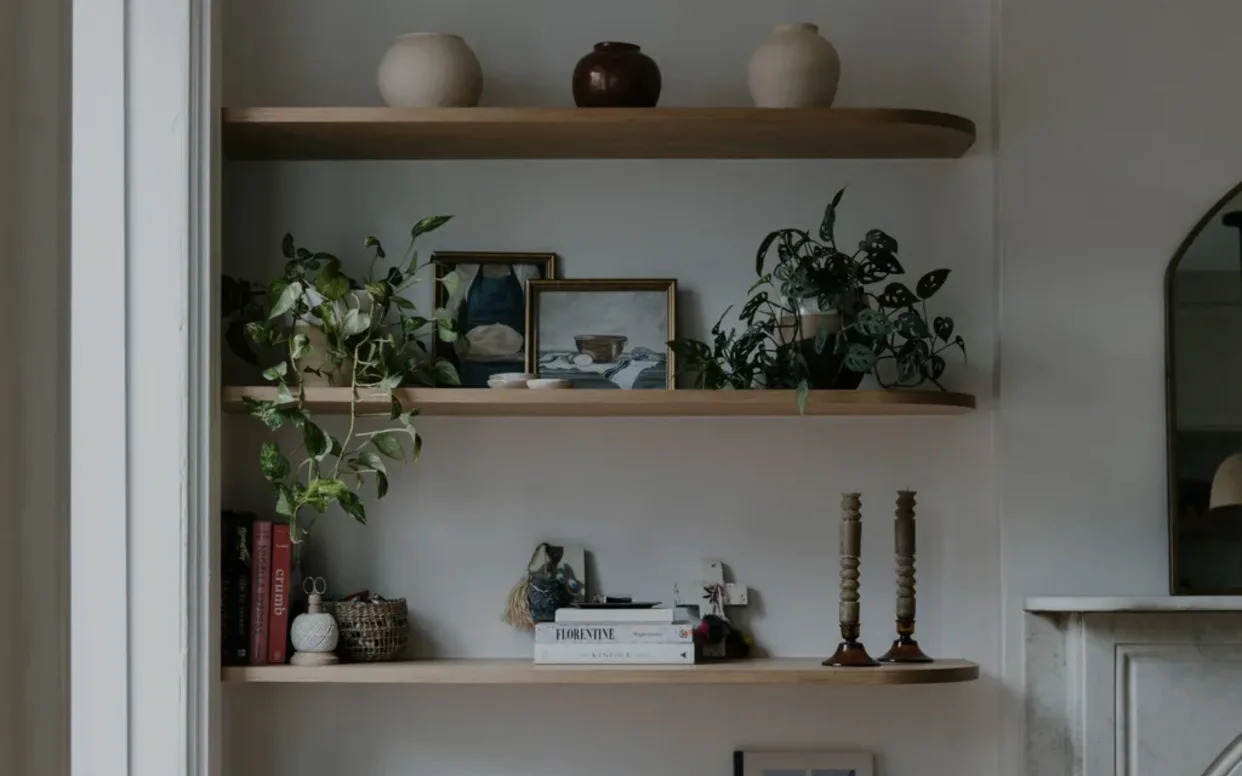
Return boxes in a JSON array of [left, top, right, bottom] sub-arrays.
[[694, 614, 752, 661], [573, 42, 662, 108]]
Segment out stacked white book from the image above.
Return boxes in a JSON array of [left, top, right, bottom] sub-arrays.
[[534, 608, 694, 665]]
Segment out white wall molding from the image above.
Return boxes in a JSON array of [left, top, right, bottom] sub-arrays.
[[72, 0, 218, 774]]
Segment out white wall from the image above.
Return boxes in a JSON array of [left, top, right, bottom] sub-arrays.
[[222, 1, 999, 775], [998, 0, 1242, 772]]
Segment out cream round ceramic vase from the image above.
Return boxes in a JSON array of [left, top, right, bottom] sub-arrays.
[[748, 23, 841, 108], [377, 33, 483, 108]]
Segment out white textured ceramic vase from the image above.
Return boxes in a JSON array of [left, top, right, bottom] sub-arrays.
[[377, 33, 483, 108], [748, 23, 841, 108]]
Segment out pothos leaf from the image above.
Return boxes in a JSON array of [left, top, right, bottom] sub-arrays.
[[371, 432, 405, 460], [338, 491, 366, 524], [261, 361, 288, 382], [259, 442, 290, 482], [302, 421, 330, 461], [268, 281, 302, 319], [441, 269, 462, 299], [364, 236, 386, 259], [281, 234, 295, 259], [411, 215, 453, 239], [289, 333, 310, 361], [432, 359, 461, 386], [274, 484, 296, 517]]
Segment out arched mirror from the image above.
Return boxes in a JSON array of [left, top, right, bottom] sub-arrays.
[[1168, 182, 1242, 593]]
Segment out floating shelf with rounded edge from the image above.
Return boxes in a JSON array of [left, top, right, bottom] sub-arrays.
[[223, 658, 980, 685], [222, 107, 977, 161], [222, 386, 976, 417]]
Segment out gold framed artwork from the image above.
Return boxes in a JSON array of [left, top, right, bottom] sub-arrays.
[[433, 251, 557, 388], [525, 279, 677, 389]]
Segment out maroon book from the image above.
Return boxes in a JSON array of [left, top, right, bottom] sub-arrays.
[[267, 523, 292, 664], [248, 521, 272, 665]]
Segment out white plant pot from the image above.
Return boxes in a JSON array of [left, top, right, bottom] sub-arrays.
[[377, 33, 483, 108], [748, 23, 841, 108], [777, 308, 842, 346]]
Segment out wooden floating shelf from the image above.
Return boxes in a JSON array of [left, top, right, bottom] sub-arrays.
[[222, 107, 977, 161], [223, 658, 979, 685], [222, 386, 976, 417]]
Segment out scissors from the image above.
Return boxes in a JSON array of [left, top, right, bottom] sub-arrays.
[[304, 576, 327, 597]]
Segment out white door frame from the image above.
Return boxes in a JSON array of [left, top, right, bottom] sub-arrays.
[[71, 0, 218, 774]]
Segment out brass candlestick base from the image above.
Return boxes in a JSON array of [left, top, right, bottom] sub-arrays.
[[878, 632, 933, 663], [824, 639, 880, 667]]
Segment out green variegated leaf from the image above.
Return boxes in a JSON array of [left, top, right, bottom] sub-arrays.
[[341, 309, 371, 337], [268, 281, 302, 319], [261, 362, 288, 382], [259, 442, 290, 482], [855, 309, 892, 338], [302, 421, 330, 461], [274, 484, 296, 517], [281, 234, 295, 259], [371, 432, 404, 460], [844, 343, 878, 373], [289, 333, 310, 361], [411, 215, 453, 239], [338, 491, 366, 524], [441, 269, 461, 299], [432, 359, 461, 386], [364, 236, 386, 259]]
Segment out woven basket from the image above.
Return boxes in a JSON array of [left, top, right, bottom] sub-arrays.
[[329, 599, 409, 662]]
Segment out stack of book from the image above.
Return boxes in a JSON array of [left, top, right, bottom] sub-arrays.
[[534, 607, 694, 665], [221, 511, 294, 666]]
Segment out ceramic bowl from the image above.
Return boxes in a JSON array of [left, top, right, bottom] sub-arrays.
[[574, 335, 627, 363], [527, 379, 573, 390], [488, 378, 529, 389], [493, 372, 536, 383]]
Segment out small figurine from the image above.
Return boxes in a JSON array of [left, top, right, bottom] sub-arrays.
[[290, 577, 339, 666]]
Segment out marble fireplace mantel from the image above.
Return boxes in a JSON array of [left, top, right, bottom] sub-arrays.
[[1025, 596, 1242, 775], [1026, 595, 1242, 613]]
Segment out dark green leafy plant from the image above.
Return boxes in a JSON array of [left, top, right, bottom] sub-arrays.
[[672, 189, 965, 408], [229, 216, 463, 540]]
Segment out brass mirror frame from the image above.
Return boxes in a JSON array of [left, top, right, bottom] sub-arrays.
[[1165, 180, 1242, 595]]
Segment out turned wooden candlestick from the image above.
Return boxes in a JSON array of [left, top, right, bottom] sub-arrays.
[[879, 490, 933, 663], [825, 493, 879, 667]]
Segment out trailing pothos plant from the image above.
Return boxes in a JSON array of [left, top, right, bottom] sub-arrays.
[[227, 215, 464, 540], [671, 189, 966, 409]]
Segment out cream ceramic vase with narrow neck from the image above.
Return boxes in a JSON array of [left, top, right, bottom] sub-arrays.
[[748, 23, 841, 108]]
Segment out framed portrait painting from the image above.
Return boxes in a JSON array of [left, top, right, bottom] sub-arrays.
[[433, 251, 557, 388], [733, 751, 874, 776], [525, 279, 676, 389]]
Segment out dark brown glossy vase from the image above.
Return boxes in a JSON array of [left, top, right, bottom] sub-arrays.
[[572, 42, 662, 108]]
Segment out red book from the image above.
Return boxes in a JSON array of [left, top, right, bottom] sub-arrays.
[[248, 520, 273, 665], [267, 524, 292, 664]]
